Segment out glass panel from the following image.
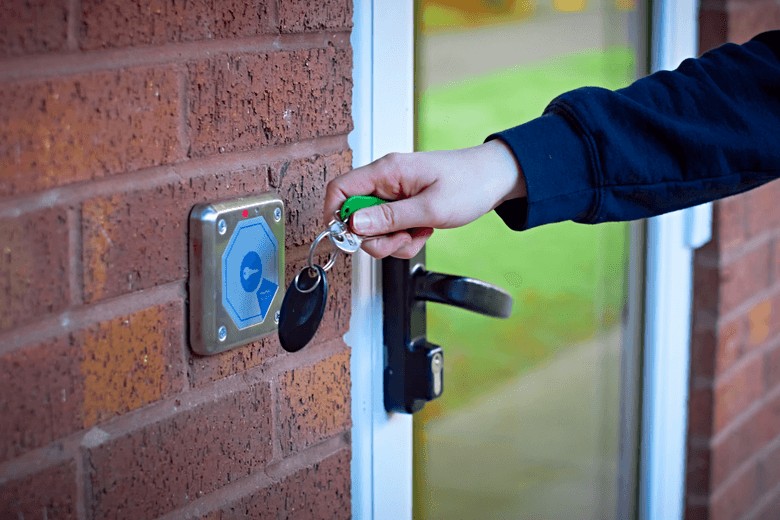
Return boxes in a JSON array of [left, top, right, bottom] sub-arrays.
[[414, 1, 645, 518]]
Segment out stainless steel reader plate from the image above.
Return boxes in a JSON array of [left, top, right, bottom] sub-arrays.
[[189, 193, 285, 355]]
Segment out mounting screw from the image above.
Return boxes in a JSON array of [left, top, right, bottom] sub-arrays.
[[274, 310, 280, 324], [218, 326, 227, 342], [273, 207, 282, 222], [218, 219, 227, 235]]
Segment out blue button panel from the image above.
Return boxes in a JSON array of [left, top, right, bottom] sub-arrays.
[[222, 216, 279, 330]]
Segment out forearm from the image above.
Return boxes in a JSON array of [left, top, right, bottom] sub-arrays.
[[492, 31, 780, 230]]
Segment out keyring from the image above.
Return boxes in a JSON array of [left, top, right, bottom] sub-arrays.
[[308, 229, 340, 272], [294, 266, 322, 294]]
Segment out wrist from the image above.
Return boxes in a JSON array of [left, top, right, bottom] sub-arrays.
[[481, 139, 527, 204]]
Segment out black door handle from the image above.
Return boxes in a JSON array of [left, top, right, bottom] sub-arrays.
[[413, 270, 513, 318], [383, 252, 514, 414]]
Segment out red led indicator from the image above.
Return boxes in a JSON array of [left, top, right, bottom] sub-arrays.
[[242, 209, 249, 218]]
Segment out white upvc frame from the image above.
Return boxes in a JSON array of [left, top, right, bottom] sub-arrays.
[[639, 1, 712, 519], [349, 1, 415, 519], [349, 1, 711, 519]]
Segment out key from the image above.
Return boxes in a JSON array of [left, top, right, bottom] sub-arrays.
[[328, 219, 362, 254], [328, 195, 388, 254], [277, 196, 387, 353], [278, 265, 328, 353]]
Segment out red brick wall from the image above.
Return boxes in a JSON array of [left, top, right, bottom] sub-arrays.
[[0, 2, 354, 518], [686, 2, 780, 519]]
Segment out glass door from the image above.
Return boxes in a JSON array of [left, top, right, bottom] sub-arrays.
[[413, 1, 648, 518]]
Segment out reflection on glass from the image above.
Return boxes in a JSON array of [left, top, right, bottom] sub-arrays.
[[414, 1, 640, 518]]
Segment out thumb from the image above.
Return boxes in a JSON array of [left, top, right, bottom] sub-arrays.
[[350, 197, 431, 236]]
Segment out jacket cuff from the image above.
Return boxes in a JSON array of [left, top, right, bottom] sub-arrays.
[[487, 113, 597, 230]]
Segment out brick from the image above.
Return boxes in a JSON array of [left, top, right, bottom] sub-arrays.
[[0, 460, 77, 520], [755, 392, 780, 456], [188, 333, 278, 386], [728, 2, 780, 44], [693, 260, 720, 316], [269, 150, 352, 247], [0, 68, 182, 196], [263, 448, 349, 520], [685, 502, 709, 520], [715, 318, 745, 376], [0, 207, 69, 332], [0, 301, 185, 461], [82, 165, 270, 302], [186, 47, 352, 157], [0, 335, 82, 462], [719, 244, 771, 314], [202, 448, 350, 520], [693, 317, 745, 379], [763, 387, 780, 430], [279, 0, 353, 33], [687, 444, 711, 496], [759, 436, 780, 495], [713, 355, 764, 434], [691, 327, 716, 380], [689, 385, 714, 438], [278, 347, 350, 456], [767, 342, 780, 392], [752, 485, 780, 520], [86, 381, 273, 519], [81, 149, 350, 302], [80, 300, 186, 427], [0, 0, 68, 57], [699, 7, 728, 52], [773, 239, 780, 285], [747, 298, 773, 349], [710, 463, 761, 520], [713, 196, 745, 254], [80, 0, 275, 50], [744, 182, 780, 238], [772, 291, 780, 342], [711, 402, 778, 489]]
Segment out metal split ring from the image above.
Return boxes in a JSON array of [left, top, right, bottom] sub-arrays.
[[308, 229, 340, 273], [294, 266, 322, 294]]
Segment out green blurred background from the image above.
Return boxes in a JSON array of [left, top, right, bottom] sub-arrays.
[[419, 39, 634, 415], [413, 1, 640, 517]]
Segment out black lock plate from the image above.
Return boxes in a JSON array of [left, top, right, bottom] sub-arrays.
[[383, 254, 427, 414], [382, 250, 513, 414]]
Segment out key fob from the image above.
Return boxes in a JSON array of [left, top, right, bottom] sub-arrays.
[[278, 266, 328, 352], [339, 195, 388, 223]]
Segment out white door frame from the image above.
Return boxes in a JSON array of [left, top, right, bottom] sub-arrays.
[[349, 1, 415, 519], [349, 1, 711, 519], [639, 1, 711, 519]]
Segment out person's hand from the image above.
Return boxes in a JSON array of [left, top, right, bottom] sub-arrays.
[[323, 139, 526, 259]]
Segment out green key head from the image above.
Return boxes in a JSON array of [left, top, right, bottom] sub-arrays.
[[339, 195, 388, 222]]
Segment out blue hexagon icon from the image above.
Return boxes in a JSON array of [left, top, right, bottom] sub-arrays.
[[222, 216, 279, 329]]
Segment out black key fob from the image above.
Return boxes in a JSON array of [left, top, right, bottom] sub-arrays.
[[278, 266, 328, 352]]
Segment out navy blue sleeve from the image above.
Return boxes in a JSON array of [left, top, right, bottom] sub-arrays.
[[490, 31, 780, 230]]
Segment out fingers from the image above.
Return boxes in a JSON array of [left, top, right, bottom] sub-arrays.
[[323, 163, 386, 222], [349, 196, 433, 236], [361, 227, 434, 259], [323, 154, 402, 223], [323, 152, 435, 225], [394, 227, 434, 258]]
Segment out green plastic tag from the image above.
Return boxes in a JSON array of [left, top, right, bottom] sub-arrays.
[[339, 195, 388, 221]]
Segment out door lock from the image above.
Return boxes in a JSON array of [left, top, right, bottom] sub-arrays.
[[383, 251, 513, 414]]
